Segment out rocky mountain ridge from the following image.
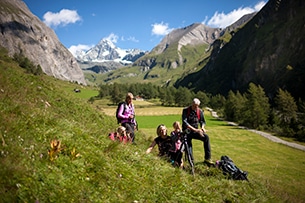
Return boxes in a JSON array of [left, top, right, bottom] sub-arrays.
[[76, 14, 255, 74], [93, 12, 257, 86], [175, 0, 305, 100], [153, 23, 221, 54], [133, 12, 256, 71], [133, 23, 222, 69], [76, 39, 146, 63], [76, 39, 146, 73], [0, 0, 86, 85]]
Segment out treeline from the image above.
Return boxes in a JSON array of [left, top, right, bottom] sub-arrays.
[[96, 82, 305, 142]]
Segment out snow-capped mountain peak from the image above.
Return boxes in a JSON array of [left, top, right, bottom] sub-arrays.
[[75, 38, 146, 64]]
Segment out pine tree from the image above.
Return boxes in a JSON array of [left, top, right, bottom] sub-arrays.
[[196, 91, 210, 108], [234, 91, 247, 123], [242, 83, 270, 129], [274, 88, 297, 124], [224, 90, 236, 121], [110, 83, 124, 104], [274, 88, 298, 137], [224, 90, 246, 123], [210, 94, 226, 111], [175, 87, 193, 107]]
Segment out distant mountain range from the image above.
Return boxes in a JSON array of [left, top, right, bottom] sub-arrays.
[[90, 0, 305, 101], [93, 12, 257, 86], [76, 12, 256, 75], [75, 39, 147, 73], [1, 0, 303, 101]]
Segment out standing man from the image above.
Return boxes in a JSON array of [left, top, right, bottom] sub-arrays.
[[182, 98, 213, 165], [117, 92, 137, 143]]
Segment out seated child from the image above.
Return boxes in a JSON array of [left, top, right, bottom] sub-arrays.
[[169, 121, 183, 168], [146, 124, 173, 159], [109, 126, 131, 143]]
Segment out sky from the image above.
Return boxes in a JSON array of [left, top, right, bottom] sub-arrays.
[[22, 0, 266, 56]]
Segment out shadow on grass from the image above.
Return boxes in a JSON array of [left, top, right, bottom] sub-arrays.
[[193, 162, 224, 178]]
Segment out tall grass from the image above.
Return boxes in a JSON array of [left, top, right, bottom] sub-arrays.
[[1, 49, 304, 202]]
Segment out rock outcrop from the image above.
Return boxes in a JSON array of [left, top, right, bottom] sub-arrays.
[[0, 0, 86, 85]]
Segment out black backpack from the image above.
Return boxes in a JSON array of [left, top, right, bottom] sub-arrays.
[[218, 155, 249, 181], [116, 102, 126, 124]]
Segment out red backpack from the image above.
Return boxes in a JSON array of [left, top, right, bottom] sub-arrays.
[[187, 106, 200, 119]]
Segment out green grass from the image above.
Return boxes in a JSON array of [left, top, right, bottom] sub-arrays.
[[1, 48, 305, 202], [136, 113, 305, 203]]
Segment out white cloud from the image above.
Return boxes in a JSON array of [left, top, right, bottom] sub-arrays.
[[68, 44, 93, 57], [43, 9, 81, 27], [254, 1, 266, 10], [104, 33, 118, 44], [121, 36, 139, 43], [151, 22, 173, 36], [206, 1, 266, 28]]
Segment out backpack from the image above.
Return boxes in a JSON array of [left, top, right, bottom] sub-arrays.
[[187, 106, 200, 119], [217, 155, 249, 181], [116, 102, 126, 124]]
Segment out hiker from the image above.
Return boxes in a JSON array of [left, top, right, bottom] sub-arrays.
[[169, 121, 183, 168], [108, 126, 131, 143], [116, 126, 132, 143], [117, 92, 137, 143], [146, 124, 173, 159], [182, 98, 213, 165]]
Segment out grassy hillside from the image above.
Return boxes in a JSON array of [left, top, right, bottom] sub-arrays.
[[1, 48, 305, 202], [87, 43, 210, 87]]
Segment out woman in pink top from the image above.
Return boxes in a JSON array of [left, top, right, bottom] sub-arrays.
[[117, 92, 137, 143]]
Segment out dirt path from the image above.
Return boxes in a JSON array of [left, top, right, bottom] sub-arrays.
[[211, 108, 305, 152], [228, 122, 305, 151], [226, 121, 305, 152], [210, 109, 305, 152]]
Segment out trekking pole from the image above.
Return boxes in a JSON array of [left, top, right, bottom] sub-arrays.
[[181, 129, 195, 176]]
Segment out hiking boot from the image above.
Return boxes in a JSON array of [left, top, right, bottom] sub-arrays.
[[204, 159, 214, 165]]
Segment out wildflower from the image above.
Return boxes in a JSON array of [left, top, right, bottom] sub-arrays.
[[48, 139, 63, 161]]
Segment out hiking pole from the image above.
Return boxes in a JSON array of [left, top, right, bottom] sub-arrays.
[[180, 129, 195, 176]]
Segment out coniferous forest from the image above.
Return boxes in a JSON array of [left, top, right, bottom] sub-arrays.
[[96, 82, 305, 142]]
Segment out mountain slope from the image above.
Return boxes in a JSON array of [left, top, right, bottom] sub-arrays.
[[97, 23, 223, 86], [135, 23, 222, 70], [96, 14, 256, 87], [0, 0, 86, 84], [176, 0, 305, 100], [152, 23, 221, 54]]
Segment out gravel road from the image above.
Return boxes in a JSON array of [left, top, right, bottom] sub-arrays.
[[212, 110, 305, 152], [225, 121, 305, 151]]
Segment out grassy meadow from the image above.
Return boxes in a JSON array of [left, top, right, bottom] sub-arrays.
[[100, 99, 305, 203], [1, 49, 305, 202], [138, 113, 305, 203]]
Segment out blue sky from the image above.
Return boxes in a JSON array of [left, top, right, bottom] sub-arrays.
[[22, 0, 266, 55]]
